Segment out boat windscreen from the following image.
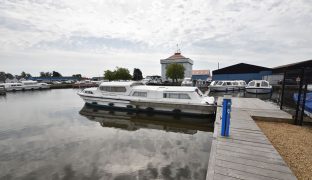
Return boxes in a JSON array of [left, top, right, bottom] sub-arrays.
[[216, 81, 223, 85], [261, 81, 269, 87], [248, 81, 255, 86]]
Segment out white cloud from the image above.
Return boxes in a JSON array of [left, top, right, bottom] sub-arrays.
[[0, 0, 311, 76]]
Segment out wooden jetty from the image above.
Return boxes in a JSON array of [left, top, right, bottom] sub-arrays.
[[206, 97, 297, 180]]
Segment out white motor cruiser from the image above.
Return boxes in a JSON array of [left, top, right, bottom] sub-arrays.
[[3, 81, 50, 91], [209, 81, 238, 91], [235, 80, 247, 90], [246, 80, 272, 94], [78, 81, 216, 116]]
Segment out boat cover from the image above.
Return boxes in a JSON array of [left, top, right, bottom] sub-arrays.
[[293, 92, 312, 113]]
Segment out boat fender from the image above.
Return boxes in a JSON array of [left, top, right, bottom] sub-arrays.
[[172, 109, 181, 113], [146, 107, 154, 111], [204, 97, 215, 105]]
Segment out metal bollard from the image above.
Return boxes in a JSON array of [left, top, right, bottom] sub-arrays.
[[221, 98, 231, 137]]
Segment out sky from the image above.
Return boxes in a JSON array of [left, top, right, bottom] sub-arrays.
[[0, 0, 311, 77]]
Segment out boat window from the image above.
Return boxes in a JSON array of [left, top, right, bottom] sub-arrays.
[[163, 93, 190, 99], [248, 81, 255, 86], [84, 91, 93, 94], [132, 91, 147, 97], [261, 81, 269, 87], [226, 82, 232, 85], [216, 81, 223, 85], [100, 86, 126, 92], [256, 83, 260, 87]]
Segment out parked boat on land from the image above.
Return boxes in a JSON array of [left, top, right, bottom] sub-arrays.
[[0, 85, 6, 95], [209, 81, 238, 92], [78, 81, 216, 116], [1, 81, 50, 91], [245, 80, 272, 94]]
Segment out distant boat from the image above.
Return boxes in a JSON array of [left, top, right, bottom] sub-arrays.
[[78, 81, 216, 116], [1, 80, 50, 91], [209, 80, 239, 91], [0, 84, 6, 95], [293, 92, 312, 118], [181, 78, 193, 86], [245, 80, 272, 94]]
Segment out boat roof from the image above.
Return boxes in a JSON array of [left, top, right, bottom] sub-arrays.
[[99, 81, 143, 87], [249, 80, 269, 82], [132, 85, 198, 92]]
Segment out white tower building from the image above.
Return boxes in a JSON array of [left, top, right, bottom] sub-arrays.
[[160, 49, 193, 81]]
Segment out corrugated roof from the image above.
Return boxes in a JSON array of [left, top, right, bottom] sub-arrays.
[[213, 63, 271, 75], [192, 70, 210, 75]]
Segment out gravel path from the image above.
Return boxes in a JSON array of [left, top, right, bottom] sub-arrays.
[[256, 121, 312, 180]]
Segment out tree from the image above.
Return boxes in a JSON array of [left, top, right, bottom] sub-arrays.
[[166, 63, 185, 82], [21, 71, 27, 78], [115, 67, 132, 80], [104, 70, 115, 81], [40, 72, 52, 77], [0, 72, 6, 82], [72, 74, 82, 80], [5, 73, 14, 79], [132, 68, 143, 81], [52, 71, 62, 77], [104, 67, 132, 81], [20, 71, 32, 79]]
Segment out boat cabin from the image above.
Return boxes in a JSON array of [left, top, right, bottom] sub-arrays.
[[247, 80, 270, 88]]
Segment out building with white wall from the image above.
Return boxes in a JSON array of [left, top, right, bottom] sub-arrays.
[[160, 50, 193, 81]]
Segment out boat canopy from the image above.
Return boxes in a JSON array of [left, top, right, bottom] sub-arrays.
[[248, 80, 270, 87]]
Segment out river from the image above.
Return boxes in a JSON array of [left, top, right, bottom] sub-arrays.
[[0, 89, 213, 180]]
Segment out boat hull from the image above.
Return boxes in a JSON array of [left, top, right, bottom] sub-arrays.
[[79, 94, 216, 116], [246, 88, 272, 94], [209, 86, 239, 92]]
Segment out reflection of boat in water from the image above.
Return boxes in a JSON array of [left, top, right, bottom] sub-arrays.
[[79, 105, 214, 134], [293, 92, 312, 118]]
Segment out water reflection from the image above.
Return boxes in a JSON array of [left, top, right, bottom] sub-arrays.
[[0, 89, 212, 180], [79, 105, 214, 134]]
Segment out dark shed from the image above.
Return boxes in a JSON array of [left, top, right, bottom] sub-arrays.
[[212, 63, 272, 82], [273, 59, 312, 74]]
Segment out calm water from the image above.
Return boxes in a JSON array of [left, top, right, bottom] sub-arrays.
[[0, 89, 213, 180]]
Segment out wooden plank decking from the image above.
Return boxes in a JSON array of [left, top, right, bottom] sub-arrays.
[[206, 97, 297, 180]]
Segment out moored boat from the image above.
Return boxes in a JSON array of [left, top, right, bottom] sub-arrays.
[[235, 80, 247, 90], [78, 81, 216, 116], [181, 78, 193, 86], [245, 80, 272, 94], [2, 81, 50, 91], [209, 81, 238, 91], [0, 85, 6, 95]]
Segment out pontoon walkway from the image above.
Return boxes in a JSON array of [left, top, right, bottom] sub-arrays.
[[206, 97, 297, 180]]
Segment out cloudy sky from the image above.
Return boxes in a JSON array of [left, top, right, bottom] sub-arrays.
[[0, 0, 311, 77]]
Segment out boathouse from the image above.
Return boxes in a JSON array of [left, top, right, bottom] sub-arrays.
[[160, 50, 193, 81], [212, 63, 272, 83]]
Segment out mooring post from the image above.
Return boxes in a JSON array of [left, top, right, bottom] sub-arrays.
[[221, 98, 231, 137]]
